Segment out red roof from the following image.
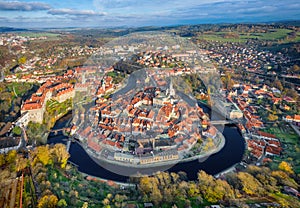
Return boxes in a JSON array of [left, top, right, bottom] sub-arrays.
[[257, 131, 276, 139]]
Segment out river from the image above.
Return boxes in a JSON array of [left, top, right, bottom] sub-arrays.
[[47, 103, 245, 182]]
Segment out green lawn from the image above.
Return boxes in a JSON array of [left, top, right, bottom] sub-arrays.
[[199, 29, 299, 43], [251, 29, 292, 40]]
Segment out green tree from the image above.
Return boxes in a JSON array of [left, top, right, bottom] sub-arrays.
[[12, 126, 22, 135], [57, 199, 67, 207]]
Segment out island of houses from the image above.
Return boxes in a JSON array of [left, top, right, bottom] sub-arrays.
[[74, 68, 224, 167]]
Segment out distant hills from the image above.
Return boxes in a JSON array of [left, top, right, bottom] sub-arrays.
[[0, 27, 29, 33], [1, 20, 299, 34]]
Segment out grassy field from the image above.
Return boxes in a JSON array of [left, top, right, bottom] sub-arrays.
[[262, 124, 299, 144], [18, 32, 61, 38], [199, 29, 300, 43]]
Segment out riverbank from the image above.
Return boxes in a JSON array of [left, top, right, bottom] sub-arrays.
[[48, 103, 245, 182]]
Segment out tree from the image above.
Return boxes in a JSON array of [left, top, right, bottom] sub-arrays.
[[268, 113, 278, 121], [198, 171, 234, 203], [102, 198, 110, 206], [273, 78, 283, 92], [37, 194, 58, 208], [35, 145, 52, 166], [12, 126, 22, 136], [6, 150, 17, 164], [236, 172, 264, 196], [15, 156, 28, 172], [57, 199, 67, 207], [187, 182, 200, 198], [51, 143, 70, 168], [0, 154, 5, 167], [278, 161, 294, 174], [149, 186, 162, 206], [291, 64, 300, 73], [18, 56, 27, 65], [272, 170, 298, 189]]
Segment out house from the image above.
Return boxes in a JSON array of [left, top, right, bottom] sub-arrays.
[[284, 115, 300, 123], [257, 131, 277, 140]]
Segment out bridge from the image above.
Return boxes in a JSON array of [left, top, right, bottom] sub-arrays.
[[49, 128, 66, 135], [66, 139, 71, 152]]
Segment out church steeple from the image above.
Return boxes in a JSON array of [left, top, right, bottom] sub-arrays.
[[169, 78, 175, 98]]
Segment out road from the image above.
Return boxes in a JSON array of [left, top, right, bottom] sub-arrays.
[[289, 123, 300, 137], [177, 91, 197, 106]]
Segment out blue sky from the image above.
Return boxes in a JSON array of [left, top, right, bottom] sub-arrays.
[[0, 0, 299, 28]]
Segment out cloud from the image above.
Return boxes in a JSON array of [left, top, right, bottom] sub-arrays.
[[0, 1, 51, 11], [1, 0, 299, 28], [48, 8, 106, 16]]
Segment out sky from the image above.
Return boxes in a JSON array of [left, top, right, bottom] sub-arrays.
[[0, 0, 299, 28]]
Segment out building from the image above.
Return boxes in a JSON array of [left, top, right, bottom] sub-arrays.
[[53, 87, 75, 103], [139, 150, 179, 164], [114, 152, 137, 163], [21, 81, 74, 124], [229, 109, 243, 119], [21, 89, 52, 123], [0, 137, 22, 154]]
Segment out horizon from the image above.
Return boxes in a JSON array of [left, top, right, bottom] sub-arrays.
[[0, 0, 299, 29], [1, 19, 300, 31]]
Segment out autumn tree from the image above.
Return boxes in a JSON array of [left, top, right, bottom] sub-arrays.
[[35, 145, 52, 166], [0, 154, 5, 167], [278, 161, 294, 174], [236, 172, 264, 196], [198, 170, 234, 203], [18, 56, 27, 65], [246, 165, 279, 193], [15, 156, 28, 172], [37, 194, 58, 208], [51, 143, 70, 169], [221, 73, 234, 90], [267, 113, 278, 121], [6, 149, 17, 164]]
